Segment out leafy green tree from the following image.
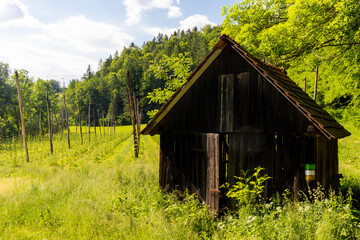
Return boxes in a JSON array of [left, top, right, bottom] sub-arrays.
[[222, 0, 360, 107], [0, 62, 15, 139], [146, 53, 193, 117]]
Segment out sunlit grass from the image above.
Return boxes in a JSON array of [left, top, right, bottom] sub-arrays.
[[0, 125, 213, 239], [0, 124, 359, 239]]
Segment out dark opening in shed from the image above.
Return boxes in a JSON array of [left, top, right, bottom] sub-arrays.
[[141, 34, 351, 211]]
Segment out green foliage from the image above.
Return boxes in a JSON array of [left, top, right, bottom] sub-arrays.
[[214, 189, 359, 239], [222, 0, 360, 108], [224, 167, 271, 207], [146, 53, 193, 107]]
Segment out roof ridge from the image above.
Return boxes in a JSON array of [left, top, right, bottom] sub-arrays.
[[219, 34, 286, 74]]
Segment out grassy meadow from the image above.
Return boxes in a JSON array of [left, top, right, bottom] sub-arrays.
[[0, 124, 359, 239]]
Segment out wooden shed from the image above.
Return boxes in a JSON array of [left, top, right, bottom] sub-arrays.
[[141, 34, 350, 210]]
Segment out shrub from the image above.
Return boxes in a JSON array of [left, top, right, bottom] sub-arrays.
[[224, 167, 271, 207]]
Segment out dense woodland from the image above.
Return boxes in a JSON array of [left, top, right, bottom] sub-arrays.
[[0, 26, 222, 141], [1, 0, 360, 141]]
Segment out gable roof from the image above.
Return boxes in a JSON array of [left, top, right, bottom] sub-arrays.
[[141, 34, 350, 139]]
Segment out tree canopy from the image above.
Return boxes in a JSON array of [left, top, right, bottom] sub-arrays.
[[222, 0, 360, 108]]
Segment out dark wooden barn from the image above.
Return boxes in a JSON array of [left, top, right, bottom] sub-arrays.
[[141, 34, 351, 210]]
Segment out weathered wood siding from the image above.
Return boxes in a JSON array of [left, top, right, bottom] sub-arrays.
[[157, 45, 340, 209], [155, 46, 312, 135], [160, 133, 222, 210]]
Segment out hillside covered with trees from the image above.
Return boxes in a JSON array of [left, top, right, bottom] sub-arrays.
[[0, 26, 222, 141], [1, 0, 360, 141]]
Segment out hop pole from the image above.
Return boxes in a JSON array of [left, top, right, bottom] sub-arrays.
[[15, 71, 29, 162]]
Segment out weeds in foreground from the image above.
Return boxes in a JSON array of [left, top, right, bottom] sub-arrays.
[[0, 126, 359, 239]]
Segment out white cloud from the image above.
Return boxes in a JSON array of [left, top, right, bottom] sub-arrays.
[[146, 27, 177, 37], [124, 0, 182, 25], [0, 0, 41, 28], [42, 15, 133, 53], [179, 14, 216, 30], [0, 32, 95, 83], [0, 0, 24, 21], [168, 6, 182, 18], [145, 14, 216, 36], [0, 1, 135, 83]]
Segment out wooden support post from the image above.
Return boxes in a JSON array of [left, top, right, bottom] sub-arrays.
[[98, 110, 102, 136], [107, 113, 110, 134], [28, 110, 32, 137], [135, 97, 141, 148], [314, 66, 318, 101], [93, 107, 96, 136], [88, 102, 91, 142], [127, 70, 138, 158], [53, 109, 59, 135], [13, 106, 20, 137], [79, 110, 83, 145], [206, 134, 219, 211], [75, 112, 78, 133], [38, 106, 42, 138], [63, 83, 71, 149], [102, 111, 105, 136], [113, 112, 115, 133], [15, 71, 29, 162], [45, 87, 53, 154], [60, 109, 64, 139]]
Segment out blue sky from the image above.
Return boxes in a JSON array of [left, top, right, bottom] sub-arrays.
[[0, 0, 236, 84]]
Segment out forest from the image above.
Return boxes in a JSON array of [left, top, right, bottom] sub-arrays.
[[0, 25, 222, 141], [1, 0, 360, 238], [1, 0, 360, 140]]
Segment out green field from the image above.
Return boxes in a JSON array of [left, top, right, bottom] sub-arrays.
[[0, 125, 359, 239]]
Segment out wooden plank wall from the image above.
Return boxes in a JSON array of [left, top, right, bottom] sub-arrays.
[[226, 133, 340, 198], [160, 134, 339, 208], [158, 46, 311, 136], [157, 45, 340, 206], [206, 133, 220, 211], [228, 132, 275, 199], [315, 137, 339, 191], [159, 133, 209, 201]]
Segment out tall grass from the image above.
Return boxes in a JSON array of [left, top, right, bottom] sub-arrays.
[[0, 127, 215, 239], [0, 125, 359, 239]]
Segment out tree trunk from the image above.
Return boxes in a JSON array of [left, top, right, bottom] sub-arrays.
[[303, 77, 307, 92], [15, 71, 29, 162], [63, 85, 71, 149], [46, 87, 53, 155]]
